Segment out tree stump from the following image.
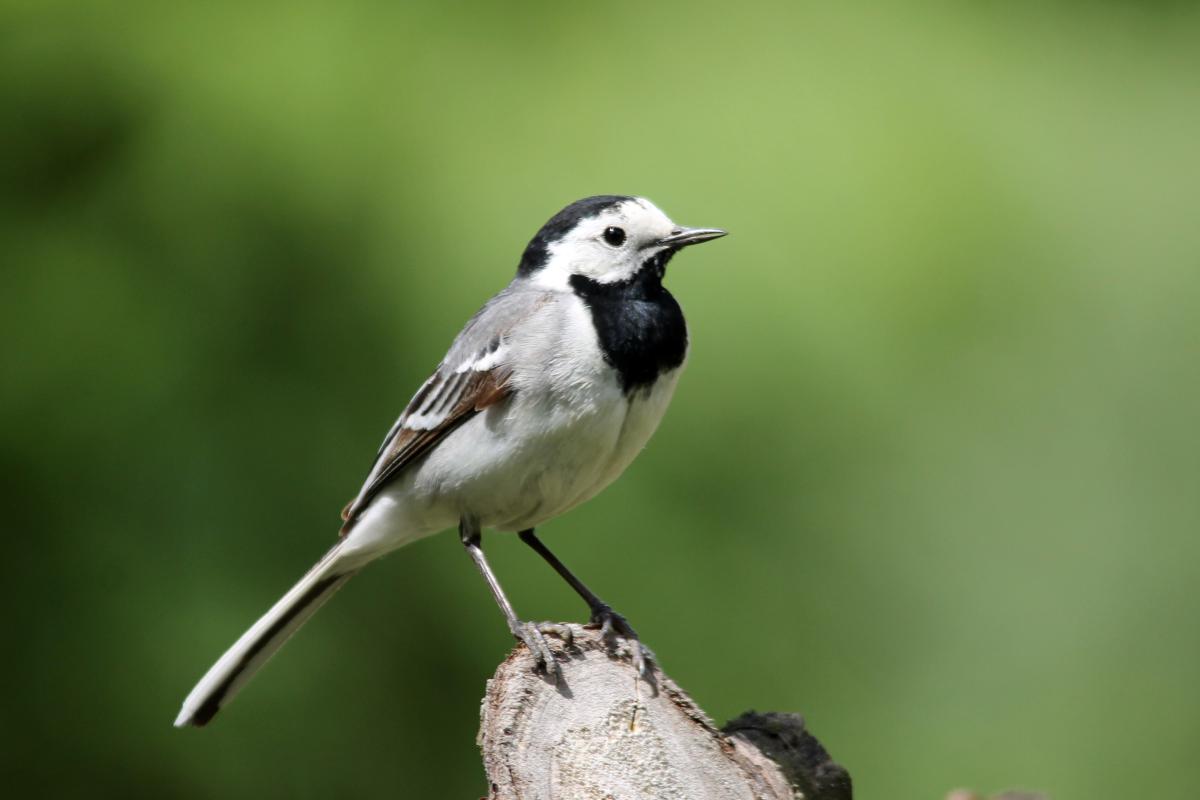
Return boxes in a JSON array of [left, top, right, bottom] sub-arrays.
[[477, 624, 852, 800]]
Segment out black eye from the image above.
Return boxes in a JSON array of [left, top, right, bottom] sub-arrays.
[[602, 226, 626, 247]]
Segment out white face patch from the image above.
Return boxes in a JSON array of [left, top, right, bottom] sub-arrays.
[[529, 198, 680, 291]]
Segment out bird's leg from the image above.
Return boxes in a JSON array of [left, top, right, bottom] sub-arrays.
[[518, 528, 655, 677], [459, 517, 570, 680]]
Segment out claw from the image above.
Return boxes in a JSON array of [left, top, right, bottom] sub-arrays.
[[510, 620, 570, 682], [556, 622, 576, 649], [628, 640, 657, 680], [589, 606, 656, 679]]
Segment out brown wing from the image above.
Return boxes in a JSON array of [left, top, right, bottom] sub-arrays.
[[338, 363, 513, 536]]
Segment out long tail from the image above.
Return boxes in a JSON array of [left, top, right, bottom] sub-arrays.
[[175, 544, 357, 727]]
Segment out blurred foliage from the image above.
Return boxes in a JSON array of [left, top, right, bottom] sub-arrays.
[[3, 0, 1199, 797]]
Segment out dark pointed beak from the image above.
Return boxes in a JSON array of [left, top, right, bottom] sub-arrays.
[[656, 226, 728, 249]]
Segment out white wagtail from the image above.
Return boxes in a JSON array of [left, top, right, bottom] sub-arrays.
[[175, 195, 726, 727]]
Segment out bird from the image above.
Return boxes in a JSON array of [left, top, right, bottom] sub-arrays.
[[174, 195, 726, 727]]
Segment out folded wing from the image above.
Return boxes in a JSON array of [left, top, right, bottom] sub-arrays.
[[339, 287, 551, 535]]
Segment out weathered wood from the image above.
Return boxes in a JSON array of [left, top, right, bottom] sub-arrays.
[[477, 624, 851, 800]]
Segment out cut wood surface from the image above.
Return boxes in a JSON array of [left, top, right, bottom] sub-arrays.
[[477, 624, 851, 800]]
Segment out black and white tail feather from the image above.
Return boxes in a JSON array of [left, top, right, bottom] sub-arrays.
[[174, 544, 355, 727]]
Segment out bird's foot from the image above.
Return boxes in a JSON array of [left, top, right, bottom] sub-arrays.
[[509, 620, 573, 682], [589, 605, 656, 679]]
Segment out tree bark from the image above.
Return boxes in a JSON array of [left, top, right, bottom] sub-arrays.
[[477, 624, 852, 800]]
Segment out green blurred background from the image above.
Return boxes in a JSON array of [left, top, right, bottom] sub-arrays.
[[4, 0, 1199, 797]]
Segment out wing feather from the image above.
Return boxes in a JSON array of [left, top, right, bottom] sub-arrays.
[[339, 362, 512, 535], [337, 286, 553, 536]]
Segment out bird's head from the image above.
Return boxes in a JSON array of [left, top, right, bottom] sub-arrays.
[[517, 195, 726, 289]]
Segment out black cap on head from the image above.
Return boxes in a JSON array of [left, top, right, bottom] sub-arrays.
[[517, 195, 633, 276]]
